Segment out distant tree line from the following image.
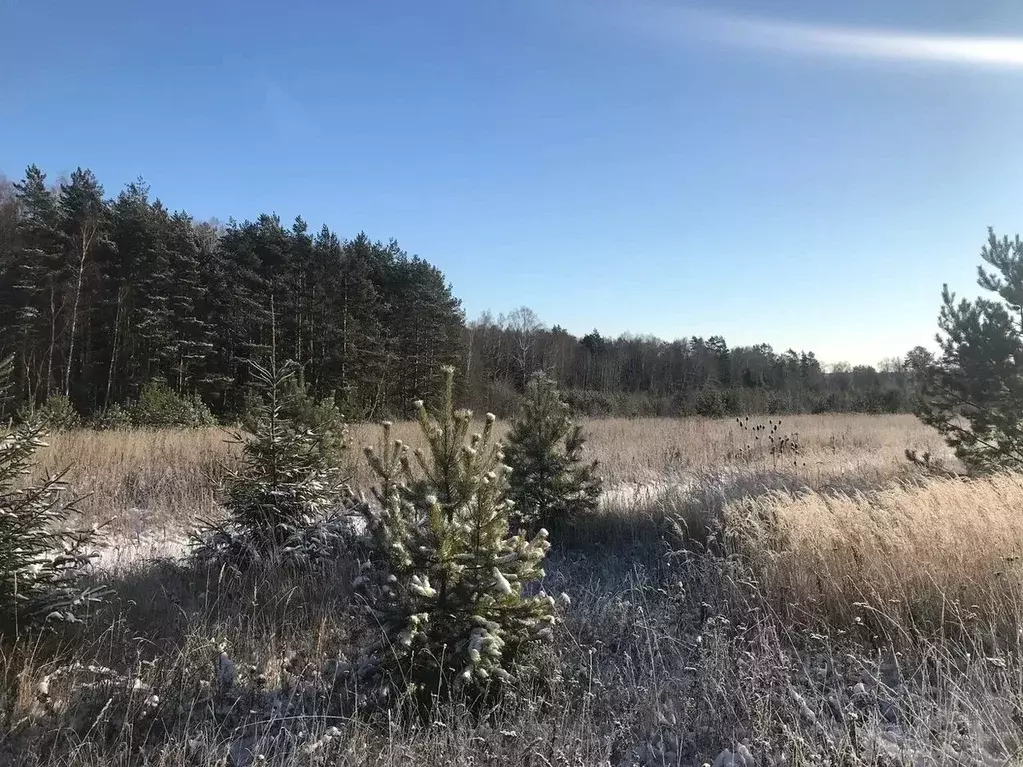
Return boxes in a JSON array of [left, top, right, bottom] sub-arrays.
[[463, 308, 933, 417], [0, 165, 929, 423]]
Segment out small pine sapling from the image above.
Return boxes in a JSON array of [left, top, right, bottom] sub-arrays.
[[0, 356, 107, 640], [353, 366, 557, 714], [191, 357, 354, 569], [17, 394, 82, 431], [503, 372, 602, 534]]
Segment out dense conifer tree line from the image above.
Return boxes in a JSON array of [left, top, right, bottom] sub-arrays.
[[0, 166, 921, 421], [0, 166, 462, 420]]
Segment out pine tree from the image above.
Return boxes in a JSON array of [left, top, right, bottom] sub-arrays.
[[165, 212, 216, 392], [375, 243, 464, 410], [303, 230, 388, 419], [503, 372, 602, 533], [0, 355, 106, 639], [105, 180, 176, 398], [917, 228, 1023, 472], [335, 237, 389, 417], [354, 366, 556, 713], [190, 218, 236, 410], [57, 168, 109, 399], [8, 166, 63, 404], [102, 180, 146, 406], [192, 356, 353, 569]]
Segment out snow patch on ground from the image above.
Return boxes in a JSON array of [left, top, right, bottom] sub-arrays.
[[95, 530, 191, 569], [599, 478, 694, 509], [92, 478, 696, 570]]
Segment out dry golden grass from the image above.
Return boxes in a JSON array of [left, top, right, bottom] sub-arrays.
[[580, 412, 947, 484], [724, 473, 1023, 641], [30, 413, 949, 532], [355, 412, 947, 485], [30, 428, 228, 535]]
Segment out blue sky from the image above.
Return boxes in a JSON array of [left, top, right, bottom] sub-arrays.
[[4, 0, 1023, 365]]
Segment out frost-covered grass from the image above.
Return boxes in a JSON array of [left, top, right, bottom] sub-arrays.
[[7, 416, 1019, 765]]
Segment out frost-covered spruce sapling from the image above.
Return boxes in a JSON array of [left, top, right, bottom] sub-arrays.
[[353, 366, 557, 712], [0, 356, 106, 639], [191, 357, 353, 569], [503, 371, 601, 533], [242, 371, 350, 470]]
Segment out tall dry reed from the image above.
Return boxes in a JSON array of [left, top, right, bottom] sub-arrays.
[[724, 473, 1023, 645]]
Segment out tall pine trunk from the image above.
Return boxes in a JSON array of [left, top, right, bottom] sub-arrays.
[[64, 223, 95, 396], [105, 285, 126, 407], [46, 284, 57, 399]]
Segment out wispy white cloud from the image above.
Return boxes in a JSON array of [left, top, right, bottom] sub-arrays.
[[631, 5, 1023, 69]]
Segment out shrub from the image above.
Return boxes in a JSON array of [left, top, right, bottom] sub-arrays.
[[191, 358, 353, 570], [503, 372, 602, 534], [721, 388, 747, 416], [15, 394, 82, 431], [560, 389, 615, 417], [474, 379, 521, 419], [88, 402, 133, 430], [694, 387, 726, 417], [0, 357, 106, 639], [129, 381, 216, 428], [352, 366, 557, 714], [37, 394, 82, 431]]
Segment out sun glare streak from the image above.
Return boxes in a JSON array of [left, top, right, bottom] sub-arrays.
[[673, 8, 1023, 68]]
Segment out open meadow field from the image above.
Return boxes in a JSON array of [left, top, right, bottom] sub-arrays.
[[12, 2, 1023, 762], [7, 413, 1023, 766]]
